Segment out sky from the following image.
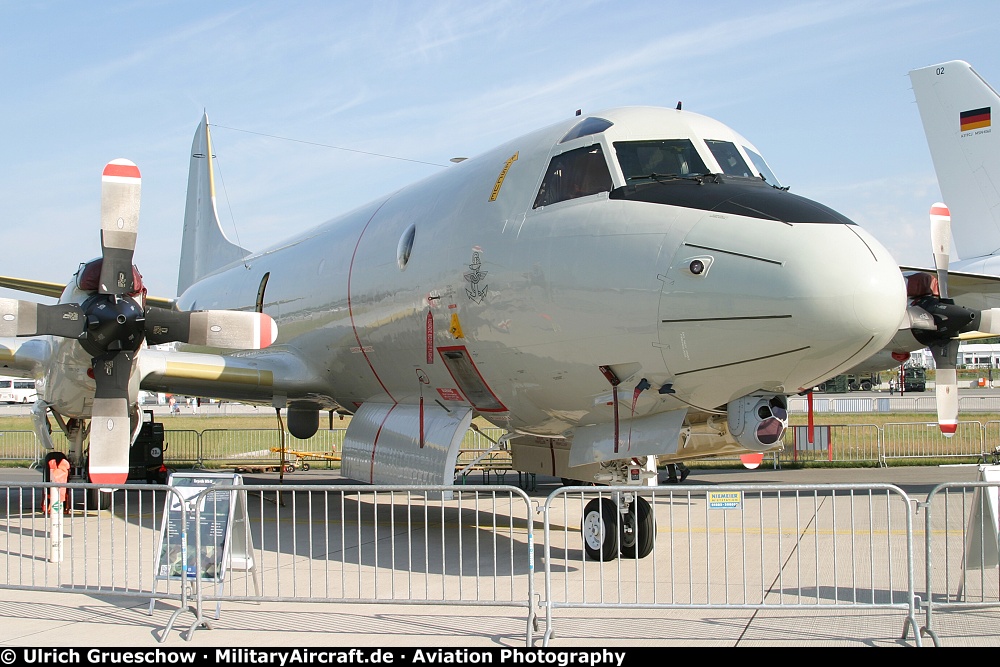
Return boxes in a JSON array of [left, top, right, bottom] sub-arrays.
[[1, 0, 998, 302]]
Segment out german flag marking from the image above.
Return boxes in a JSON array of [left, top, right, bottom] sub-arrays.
[[960, 107, 991, 132]]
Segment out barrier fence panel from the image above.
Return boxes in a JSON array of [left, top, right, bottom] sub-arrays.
[[162, 429, 202, 466], [789, 424, 881, 464], [919, 479, 1000, 646], [0, 431, 40, 464], [881, 422, 986, 464], [181, 484, 537, 645], [541, 483, 919, 646], [959, 396, 1000, 413], [0, 482, 191, 631]]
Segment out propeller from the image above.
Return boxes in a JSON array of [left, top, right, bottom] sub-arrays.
[[0, 159, 277, 485], [907, 203, 1000, 436]]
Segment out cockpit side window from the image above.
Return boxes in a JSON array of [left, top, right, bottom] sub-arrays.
[[613, 140, 710, 181], [743, 147, 782, 187], [532, 144, 613, 208], [705, 140, 753, 177]]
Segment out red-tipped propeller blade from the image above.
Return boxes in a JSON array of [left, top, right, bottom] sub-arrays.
[[87, 351, 135, 485], [98, 159, 141, 296], [145, 308, 277, 349], [930, 202, 951, 300]]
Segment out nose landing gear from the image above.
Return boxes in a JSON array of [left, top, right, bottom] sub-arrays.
[[582, 493, 654, 561]]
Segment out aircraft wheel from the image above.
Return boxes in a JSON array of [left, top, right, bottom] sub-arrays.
[[301, 463, 310, 471], [619, 496, 655, 559], [284, 464, 295, 474], [86, 486, 112, 511], [582, 497, 618, 561]]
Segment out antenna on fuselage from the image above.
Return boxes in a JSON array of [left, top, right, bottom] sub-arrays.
[[676, 101, 682, 110]]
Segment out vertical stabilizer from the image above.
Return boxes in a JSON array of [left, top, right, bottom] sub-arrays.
[[177, 112, 250, 296], [909, 60, 1000, 260]]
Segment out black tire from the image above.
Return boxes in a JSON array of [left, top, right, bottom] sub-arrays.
[[582, 497, 619, 561], [86, 486, 112, 511], [301, 463, 310, 471], [284, 464, 295, 474], [619, 496, 655, 559]]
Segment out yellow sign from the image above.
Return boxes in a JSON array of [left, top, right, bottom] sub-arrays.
[[449, 313, 465, 339], [489, 152, 519, 202], [708, 490, 743, 509]]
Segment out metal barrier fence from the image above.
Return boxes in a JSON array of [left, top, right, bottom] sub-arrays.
[[788, 395, 1000, 414], [0, 431, 40, 465], [0, 480, 537, 644], [0, 482, 192, 624], [918, 479, 1000, 647], [541, 484, 921, 646], [179, 484, 537, 643], [881, 421, 987, 464], [6, 476, 1000, 646]]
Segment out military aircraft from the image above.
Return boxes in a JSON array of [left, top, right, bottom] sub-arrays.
[[1, 105, 924, 559]]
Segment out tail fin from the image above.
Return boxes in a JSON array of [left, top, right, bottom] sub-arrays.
[[177, 112, 250, 296], [909, 60, 1000, 260]]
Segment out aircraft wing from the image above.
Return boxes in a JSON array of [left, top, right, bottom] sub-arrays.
[[0, 276, 66, 300], [0, 274, 174, 309], [137, 346, 329, 408]]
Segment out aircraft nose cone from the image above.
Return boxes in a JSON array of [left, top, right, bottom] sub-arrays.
[[850, 237, 908, 337], [660, 217, 906, 392], [792, 224, 906, 377]]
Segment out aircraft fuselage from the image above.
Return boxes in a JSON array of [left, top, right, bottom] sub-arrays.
[[173, 107, 905, 441]]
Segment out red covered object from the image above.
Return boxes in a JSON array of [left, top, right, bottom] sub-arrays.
[[905, 272, 939, 298], [76, 259, 145, 296]]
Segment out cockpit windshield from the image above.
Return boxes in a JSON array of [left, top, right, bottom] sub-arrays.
[[705, 140, 754, 178], [614, 140, 709, 181]]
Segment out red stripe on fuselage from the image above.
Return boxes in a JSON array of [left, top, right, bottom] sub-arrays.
[[369, 404, 397, 483], [347, 199, 396, 402]]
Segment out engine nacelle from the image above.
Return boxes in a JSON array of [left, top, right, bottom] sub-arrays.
[[727, 393, 789, 452]]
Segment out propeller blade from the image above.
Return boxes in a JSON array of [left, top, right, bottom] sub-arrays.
[[99, 159, 141, 296], [145, 307, 277, 349], [971, 308, 1000, 336], [930, 202, 951, 299], [0, 298, 85, 338], [929, 338, 960, 437], [87, 351, 136, 486]]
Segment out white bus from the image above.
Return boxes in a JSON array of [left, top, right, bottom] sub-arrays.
[[0, 377, 37, 404]]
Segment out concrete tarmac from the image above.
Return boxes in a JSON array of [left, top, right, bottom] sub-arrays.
[[1, 464, 996, 648]]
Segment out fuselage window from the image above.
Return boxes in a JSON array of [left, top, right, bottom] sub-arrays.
[[743, 146, 782, 187], [614, 140, 710, 181], [705, 140, 754, 177], [532, 144, 613, 209]]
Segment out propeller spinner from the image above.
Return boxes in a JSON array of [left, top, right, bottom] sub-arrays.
[[0, 159, 277, 485]]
